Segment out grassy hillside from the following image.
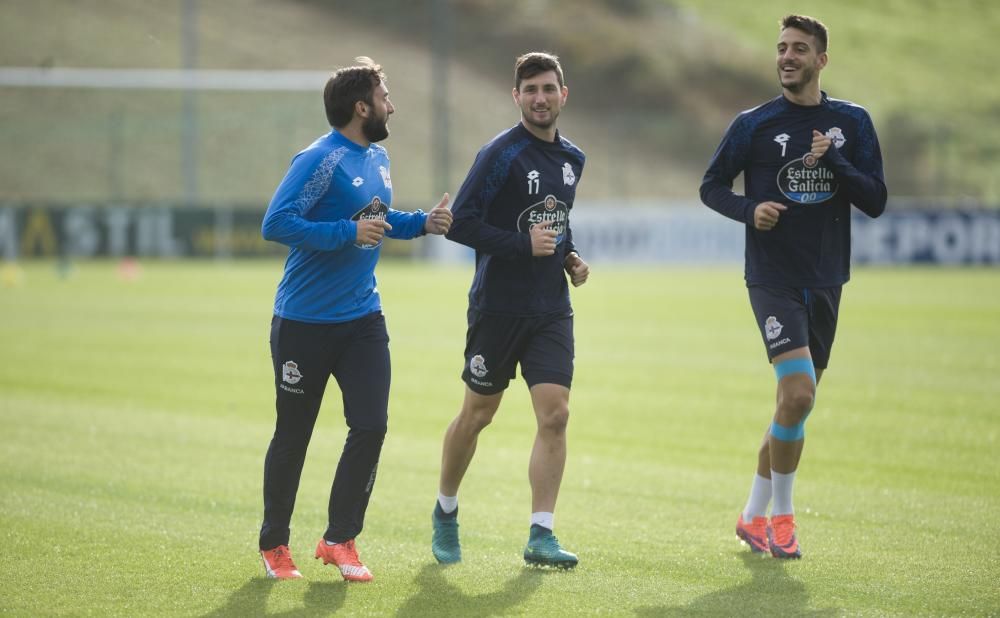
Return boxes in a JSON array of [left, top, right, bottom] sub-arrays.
[[0, 0, 996, 204], [0, 0, 700, 204], [673, 0, 1000, 200]]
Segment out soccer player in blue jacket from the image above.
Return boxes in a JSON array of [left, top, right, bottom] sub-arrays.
[[430, 52, 590, 569], [257, 57, 452, 582], [701, 16, 886, 559]]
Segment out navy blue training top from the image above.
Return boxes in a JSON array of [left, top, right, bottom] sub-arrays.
[[446, 123, 586, 316], [700, 92, 887, 288]]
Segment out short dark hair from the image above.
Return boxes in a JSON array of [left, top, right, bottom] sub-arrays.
[[780, 14, 828, 53], [323, 57, 385, 128], [514, 52, 564, 91]]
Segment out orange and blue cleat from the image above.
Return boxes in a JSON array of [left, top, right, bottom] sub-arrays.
[[260, 545, 303, 579], [735, 515, 770, 554], [767, 514, 802, 559], [315, 538, 373, 582]]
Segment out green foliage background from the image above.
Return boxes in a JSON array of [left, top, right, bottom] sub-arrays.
[[0, 0, 997, 204]]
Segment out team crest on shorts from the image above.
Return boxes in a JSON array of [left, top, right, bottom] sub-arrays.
[[764, 316, 783, 341], [469, 354, 488, 378], [282, 361, 303, 384]]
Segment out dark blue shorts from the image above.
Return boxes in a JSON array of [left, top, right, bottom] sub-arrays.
[[461, 309, 574, 395], [747, 285, 842, 369]]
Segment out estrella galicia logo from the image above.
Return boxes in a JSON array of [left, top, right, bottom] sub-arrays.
[[352, 196, 389, 249], [777, 154, 838, 204], [517, 194, 568, 244]]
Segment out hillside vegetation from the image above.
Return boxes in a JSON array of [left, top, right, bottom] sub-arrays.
[[673, 0, 1000, 201], [0, 0, 995, 204]]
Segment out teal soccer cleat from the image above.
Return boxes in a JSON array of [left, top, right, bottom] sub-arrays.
[[523, 524, 578, 569], [431, 503, 462, 564]]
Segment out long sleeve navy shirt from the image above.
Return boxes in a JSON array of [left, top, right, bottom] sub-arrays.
[[446, 123, 586, 316], [700, 92, 887, 287]]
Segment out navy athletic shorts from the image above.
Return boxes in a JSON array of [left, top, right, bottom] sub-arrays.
[[461, 309, 574, 395], [747, 284, 842, 369]]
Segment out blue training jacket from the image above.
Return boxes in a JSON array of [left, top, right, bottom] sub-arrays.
[[262, 129, 428, 323]]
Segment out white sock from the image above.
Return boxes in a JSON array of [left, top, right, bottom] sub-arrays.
[[742, 473, 772, 522], [770, 470, 796, 516], [437, 493, 458, 514], [530, 512, 554, 530]]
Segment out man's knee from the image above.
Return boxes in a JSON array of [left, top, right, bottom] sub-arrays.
[[771, 358, 817, 440], [461, 407, 496, 432], [779, 382, 815, 418], [459, 390, 503, 432], [529, 383, 571, 435], [774, 381, 815, 439], [774, 358, 816, 418], [345, 413, 388, 435], [537, 403, 570, 435]]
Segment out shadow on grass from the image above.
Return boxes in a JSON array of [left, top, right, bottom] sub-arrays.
[[203, 577, 347, 617], [635, 553, 841, 617], [396, 563, 548, 616]]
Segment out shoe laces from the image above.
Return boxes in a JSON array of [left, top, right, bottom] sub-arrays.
[[435, 516, 459, 542], [270, 546, 296, 570], [336, 539, 363, 565], [534, 531, 562, 553], [746, 517, 767, 537], [771, 516, 796, 546]]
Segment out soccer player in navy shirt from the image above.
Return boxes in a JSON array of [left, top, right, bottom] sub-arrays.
[[257, 57, 452, 582], [430, 52, 589, 569], [701, 15, 886, 559]]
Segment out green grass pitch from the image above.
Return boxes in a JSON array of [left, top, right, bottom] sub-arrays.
[[1, 260, 997, 615]]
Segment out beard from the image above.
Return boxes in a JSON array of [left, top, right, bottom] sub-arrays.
[[362, 113, 389, 143], [522, 105, 559, 131], [778, 63, 817, 93]]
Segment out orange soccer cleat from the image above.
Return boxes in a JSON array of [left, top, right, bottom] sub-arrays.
[[260, 545, 303, 579], [315, 538, 373, 582], [736, 514, 770, 554], [768, 514, 802, 559]]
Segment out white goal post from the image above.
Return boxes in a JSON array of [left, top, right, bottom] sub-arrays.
[[0, 67, 330, 91]]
